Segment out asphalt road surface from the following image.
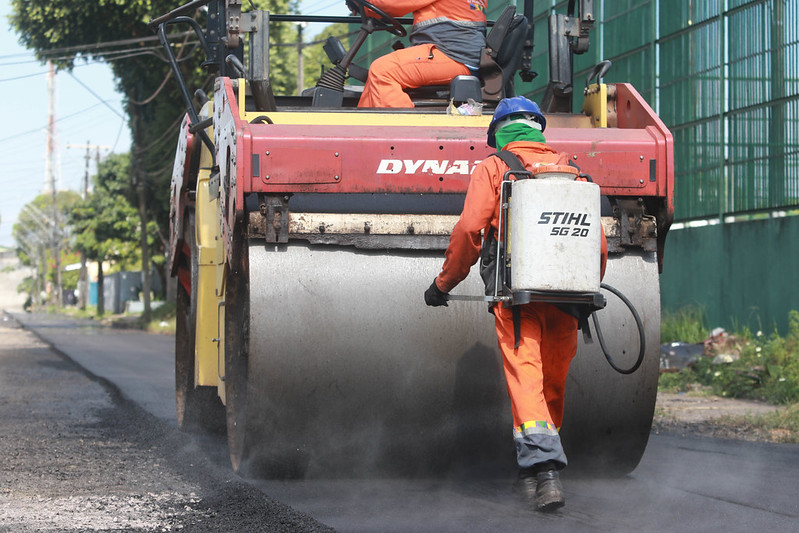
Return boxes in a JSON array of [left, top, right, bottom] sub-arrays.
[[6, 311, 799, 532]]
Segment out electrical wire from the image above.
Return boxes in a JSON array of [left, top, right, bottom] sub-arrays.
[[0, 31, 195, 60], [131, 113, 187, 155], [0, 71, 48, 82], [67, 73, 125, 120], [129, 31, 196, 105], [0, 47, 171, 83], [2, 8, 377, 210], [0, 102, 113, 144]]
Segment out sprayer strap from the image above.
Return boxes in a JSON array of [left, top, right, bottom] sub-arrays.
[[491, 150, 527, 175], [579, 315, 593, 344], [492, 150, 526, 350]]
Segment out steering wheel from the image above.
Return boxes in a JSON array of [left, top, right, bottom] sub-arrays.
[[347, 0, 407, 37]]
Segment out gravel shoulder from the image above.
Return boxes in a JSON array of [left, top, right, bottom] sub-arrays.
[[0, 313, 333, 532], [653, 390, 788, 442]]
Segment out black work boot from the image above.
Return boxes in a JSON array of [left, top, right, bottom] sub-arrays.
[[533, 462, 565, 512], [514, 468, 537, 504]]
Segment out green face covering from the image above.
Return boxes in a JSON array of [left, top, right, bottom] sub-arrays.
[[495, 123, 546, 150]]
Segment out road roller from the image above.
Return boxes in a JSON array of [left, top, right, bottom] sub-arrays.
[[158, 1, 673, 478]]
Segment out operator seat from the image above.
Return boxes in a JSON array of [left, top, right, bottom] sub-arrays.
[[480, 7, 529, 102]]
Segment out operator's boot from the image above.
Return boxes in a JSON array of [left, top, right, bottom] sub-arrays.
[[515, 468, 538, 503], [533, 462, 565, 512]]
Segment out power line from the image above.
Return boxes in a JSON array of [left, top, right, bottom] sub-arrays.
[[0, 71, 48, 82], [0, 46, 174, 83], [45, 46, 171, 64], [67, 72, 125, 120], [131, 113, 186, 155], [0, 42, 172, 64], [0, 51, 37, 60], [0, 102, 113, 143], [0, 31, 195, 60]]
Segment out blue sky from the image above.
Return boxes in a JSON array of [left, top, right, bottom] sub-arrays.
[[0, 0, 341, 249]]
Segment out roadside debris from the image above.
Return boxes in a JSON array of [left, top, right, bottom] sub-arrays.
[[660, 327, 744, 372], [703, 327, 743, 364], [660, 341, 704, 372]]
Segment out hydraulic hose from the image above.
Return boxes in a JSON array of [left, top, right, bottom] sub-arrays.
[[591, 282, 646, 375]]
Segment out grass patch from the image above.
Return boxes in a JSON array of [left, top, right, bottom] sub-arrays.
[[714, 403, 799, 443], [145, 302, 176, 334], [754, 403, 799, 442], [42, 301, 177, 335], [46, 304, 100, 320], [659, 309, 799, 405], [661, 305, 709, 344], [657, 371, 697, 393]]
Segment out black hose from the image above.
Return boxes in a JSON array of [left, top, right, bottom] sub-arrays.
[[591, 282, 646, 375], [157, 18, 216, 165]]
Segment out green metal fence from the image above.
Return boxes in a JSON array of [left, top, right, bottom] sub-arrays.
[[357, 0, 799, 221], [605, 0, 798, 220]]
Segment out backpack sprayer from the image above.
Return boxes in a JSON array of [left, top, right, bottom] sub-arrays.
[[445, 155, 646, 375]]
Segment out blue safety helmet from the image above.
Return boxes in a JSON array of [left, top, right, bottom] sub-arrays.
[[487, 96, 547, 148]]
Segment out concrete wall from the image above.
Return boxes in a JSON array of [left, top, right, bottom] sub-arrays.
[[660, 215, 799, 335]]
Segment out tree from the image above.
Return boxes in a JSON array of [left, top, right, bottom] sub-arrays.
[[70, 153, 140, 315], [257, 0, 302, 94], [13, 191, 81, 306]]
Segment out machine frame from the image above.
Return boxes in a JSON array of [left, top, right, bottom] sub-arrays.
[[158, 0, 674, 477]]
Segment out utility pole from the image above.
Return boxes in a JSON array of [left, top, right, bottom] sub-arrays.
[[66, 142, 110, 310], [45, 62, 55, 196], [45, 61, 63, 307], [296, 23, 305, 94]]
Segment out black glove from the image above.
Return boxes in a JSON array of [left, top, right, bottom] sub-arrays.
[[345, 0, 359, 15], [424, 280, 449, 307]]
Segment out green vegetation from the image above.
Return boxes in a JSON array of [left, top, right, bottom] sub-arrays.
[[661, 305, 709, 344], [711, 404, 799, 444], [660, 308, 799, 441], [53, 299, 176, 335], [748, 403, 799, 441], [657, 368, 702, 394], [145, 301, 177, 334], [661, 309, 799, 404]]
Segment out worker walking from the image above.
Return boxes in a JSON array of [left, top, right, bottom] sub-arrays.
[[352, 0, 488, 108], [424, 96, 608, 512]]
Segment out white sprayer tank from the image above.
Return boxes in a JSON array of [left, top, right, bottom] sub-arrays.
[[509, 165, 601, 293]]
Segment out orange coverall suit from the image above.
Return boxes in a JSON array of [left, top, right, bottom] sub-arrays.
[[435, 141, 608, 469], [357, 0, 487, 108]]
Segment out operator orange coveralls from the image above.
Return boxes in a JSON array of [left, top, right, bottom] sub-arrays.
[[431, 141, 608, 471], [356, 0, 488, 108]]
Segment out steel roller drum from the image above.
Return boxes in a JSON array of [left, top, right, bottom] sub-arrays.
[[561, 249, 661, 474], [237, 242, 659, 478]]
